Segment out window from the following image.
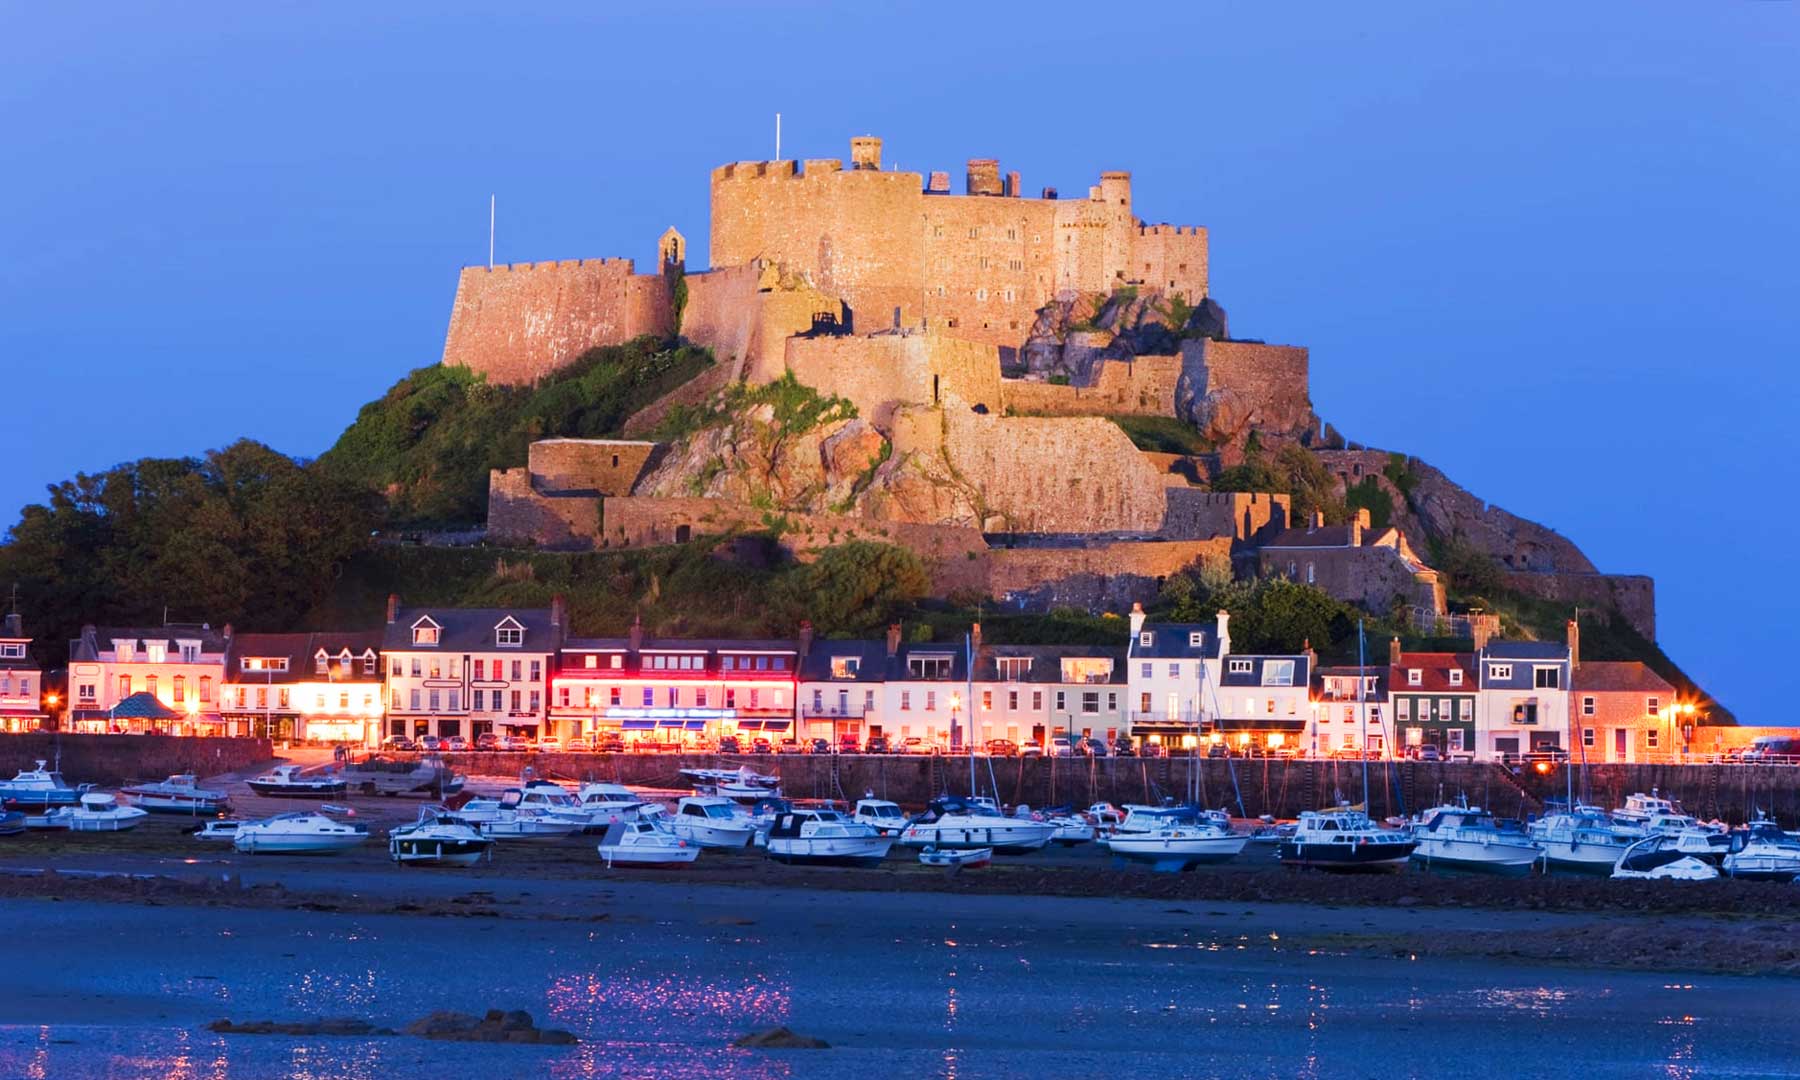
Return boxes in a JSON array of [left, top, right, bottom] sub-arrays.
[[926, 691, 936, 711], [145, 643, 166, 664], [1448, 729, 1466, 752], [1459, 699, 1473, 720], [559, 687, 571, 707], [172, 676, 185, 702], [610, 655, 622, 669], [315, 652, 328, 675], [529, 691, 540, 713], [1305, 563, 1315, 584], [180, 643, 199, 663], [1168, 663, 1180, 678], [1188, 631, 1203, 647], [1488, 664, 1513, 681], [1581, 695, 1596, 716], [1265, 698, 1275, 715], [981, 691, 992, 711], [411, 620, 439, 646], [511, 661, 522, 681], [1109, 692, 1118, 712], [866, 690, 876, 711], [1646, 729, 1660, 749], [363, 653, 377, 675], [996, 657, 1031, 680], [1228, 659, 1252, 675], [900, 691, 911, 711], [1534, 667, 1560, 690], [473, 659, 485, 681], [2, 643, 26, 659], [429, 660, 441, 679], [391, 659, 402, 677], [725, 689, 737, 708], [428, 689, 440, 711], [410, 689, 421, 711], [1582, 727, 1595, 748], [1138, 632, 1152, 648], [496, 623, 523, 647], [642, 687, 653, 707], [1082, 692, 1099, 714], [1437, 698, 1450, 721], [1140, 662, 1152, 678], [697, 689, 708, 708], [1032, 691, 1042, 710], [1448, 669, 1463, 687], [1407, 669, 1422, 687], [907, 656, 952, 679], [1055, 691, 1066, 711], [1008, 690, 1018, 711], [118, 675, 131, 699], [610, 687, 621, 707], [510, 690, 522, 712], [1261, 660, 1295, 687], [1646, 696, 1661, 717], [530, 660, 541, 682], [1140, 692, 1151, 713], [78, 682, 96, 703], [199, 677, 212, 702], [411, 659, 422, 678], [146, 675, 158, 698]]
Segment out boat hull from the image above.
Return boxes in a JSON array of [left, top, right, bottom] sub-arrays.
[[0, 789, 81, 809], [390, 837, 491, 866], [66, 811, 149, 833], [1411, 839, 1541, 875], [1278, 840, 1417, 871], [671, 822, 754, 849], [1538, 839, 1632, 873], [1107, 835, 1247, 870], [129, 795, 231, 815], [897, 823, 1053, 854], [599, 845, 700, 867], [234, 833, 366, 855], [246, 781, 348, 799], [766, 837, 893, 868], [1723, 855, 1800, 882]]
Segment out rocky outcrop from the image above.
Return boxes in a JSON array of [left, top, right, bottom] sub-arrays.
[[1018, 290, 1227, 381]]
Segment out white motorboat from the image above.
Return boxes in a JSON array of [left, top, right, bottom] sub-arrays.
[[1612, 832, 1723, 880], [573, 782, 646, 826], [1114, 804, 1201, 835], [119, 773, 230, 815], [189, 819, 243, 841], [1642, 812, 1718, 837], [744, 796, 794, 848], [45, 791, 149, 833], [852, 798, 908, 837], [1048, 815, 1097, 845], [1530, 805, 1643, 873], [234, 812, 369, 854], [1613, 791, 1679, 826], [389, 805, 493, 866], [1105, 823, 1247, 871], [897, 796, 1055, 853], [597, 820, 699, 868], [1277, 809, 1418, 871], [1409, 801, 1542, 875], [765, 809, 893, 867], [510, 779, 599, 826], [342, 755, 465, 798], [0, 810, 24, 836], [245, 765, 347, 799], [458, 787, 583, 840], [919, 845, 990, 869], [1724, 816, 1800, 882], [475, 809, 580, 841], [1085, 802, 1125, 830], [682, 766, 780, 802], [670, 796, 756, 849], [0, 761, 87, 808]]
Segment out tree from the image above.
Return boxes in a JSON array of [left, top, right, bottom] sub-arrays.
[[774, 541, 929, 637]]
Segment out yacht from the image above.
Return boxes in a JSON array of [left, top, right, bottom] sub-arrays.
[[1613, 791, 1679, 826], [1530, 805, 1644, 873], [46, 791, 150, 833], [1409, 802, 1542, 875], [1612, 832, 1723, 880], [1114, 804, 1213, 836], [388, 805, 493, 866], [670, 796, 757, 849], [574, 782, 646, 825], [1642, 812, 1717, 837], [896, 796, 1055, 853], [1277, 808, 1417, 871], [852, 798, 908, 837], [246, 765, 348, 799], [1048, 814, 1097, 845], [234, 812, 369, 854], [120, 774, 230, 815], [681, 766, 780, 801], [765, 809, 893, 867], [0, 761, 87, 808], [510, 779, 599, 826], [189, 819, 243, 841], [1105, 822, 1247, 871], [1723, 816, 1800, 882], [597, 820, 699, 868]]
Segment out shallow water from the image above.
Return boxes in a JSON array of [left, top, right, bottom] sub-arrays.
[[1, 897, 1795, 1079]]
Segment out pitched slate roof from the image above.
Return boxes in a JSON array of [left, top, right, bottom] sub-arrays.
[[1219, 654, 1312, 688], [1482, 640, 1569, 661], [70, 625, 231, 662], [563, 637, 797, 654], [1388, 652, 1476, 694], [226, 631, 383, 684], [109, 691, 181, 720], [970, 644, 1126, 685], [1316, 663, 1393, 698], [383, 607, 561, 653], [1129, 623, 1222, 659], [1572, 661, 1675, 695], [798, 640, 970, 682]]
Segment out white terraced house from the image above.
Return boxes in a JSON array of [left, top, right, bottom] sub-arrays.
[[380, 594, 565, 743]]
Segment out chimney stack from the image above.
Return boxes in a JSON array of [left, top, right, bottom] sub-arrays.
[[886, 623, 902, 658], [971, 621, 982, 652], [927, 171, 951, 194], [1215, 608, 1232, 657], [2, 613, 20, 638], [798, 620, 814, 659], [1310, 509, 1325, 530], [1470, 612, 1496, 654], [1128, 602, 1146, 638], [1351, 507, 1370, 546], [1389, 635, 1402, 668], [385, 593, 400, 624], [222, 623, 233, 641], [1567, 618, 1580, 670], [628, 613, 644, 653], [550, 593, 566, 629], [966, 158, 1001, 196]]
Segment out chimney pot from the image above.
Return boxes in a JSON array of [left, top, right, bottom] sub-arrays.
[[798, 620, 814, 659], [628, 613, 644, 652], [385, 594, 400, 624], [1128, 602, 1146, 639], [1389, 635, 1402, 668], [971, 621, 982, 652], [886, 623, 902, 658], [1567, 618, 1581, 670], [550, 593, 566, 628]]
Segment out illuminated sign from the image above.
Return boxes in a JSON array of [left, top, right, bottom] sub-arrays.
[[602, 707, 739, 720]]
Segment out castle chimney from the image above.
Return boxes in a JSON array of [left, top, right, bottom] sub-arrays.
[[1310, 509, 1325, 530], [1004, 170, 1021, 198], [1567, 618, 1580, 670], [927, 171, 951, 194], [1389, 635, 1402, 668], [1351, 508, 1371, 546], [550, 593, 566, 629], [886, 623, 902, 658], [966, 159, 1001, 196], [1128, 602, 1146, 639], [385, 594, 400, 624], [1041, 186, 1058, 200], [850, 135, 882, 170], [798, 620, 814, 659], [628, 613, 644, 653], [1215, 609, 1232, 657]]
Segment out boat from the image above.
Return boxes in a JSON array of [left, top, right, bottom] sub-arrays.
[[1409, 801, 1542, 875], [388, 805, 494, 866], [1530, 805, 1644, 873], [0, 810, 24, 836], [45, 791, 149, 833], [919, 845, 990, 869], [852, 798, 908, 837], [1049, 814, 1097, 845], [341, 755, 465, 798], [765, 809, 893, 867], [119, 774, 230, 815], [245, 764, 348, 799], [1277, 808, 1418, 871], [0, 760, 87, 808], [896, 796, 1055, 854], [1723, 815, 1800, 882], [1613, 791, 1680, 826], [1114, 803, 1203, 835], [573, 782, 647, 825], [681, 766, 781, 801], [188, 819, 244, 841], [1642, 812, 1719, 837], [669, 796, 756, 849], [597, 820, 699, 868], [1106, 823, 1248, 871], [510, 779, 598, 825], [744, 796, 793, 848], [1085, 802, 1125, 830], [1611, 832, 1723, 880], [233, 812, 369, 854], [1247, 820, 1298, 845]]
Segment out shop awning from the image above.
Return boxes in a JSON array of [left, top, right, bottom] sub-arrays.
[[759, 719, 791, 732], [737, 720, 764, 731], [1214, 718, 1308, 733], [622, 719, 657, 730], [684, 720, 707, 730], [657, 718, 686, 728]]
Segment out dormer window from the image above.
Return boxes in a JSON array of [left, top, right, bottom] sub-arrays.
[[411, 617, 441, 646], [584, 654, 598, 669], [0, 644, 23, 659], [1139, 632, 1153, 648], [1228, 658, 1253, 675], [494, 616, 525, 648], [1488, 663, 1512, 681], [361, 652, 377, 675], [315, 650, 329, 674], [178, 642, 199, 663], [114, 640, 135, 663], [1448, 669, 1463, 687], [145, 642, 167, 664], [1188, 632, 1203, 647], [1407, 669, 1422, 686]]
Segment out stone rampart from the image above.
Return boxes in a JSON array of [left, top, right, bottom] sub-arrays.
[[528, 439, 657, 496], [1161, 490, 1290, 543], [0, 734, 273, 786], [785, 333, 1002, 428], [1131, 224, 1209, 301], [441, 259, 673, 385], [988, 538, 1232, 611], [1000, 354, 1180, 417], [681, 262, 844, 382], [941, 406, 1169, 533], [486, 468, 600, 549], [1176, 339, 1312, 440]]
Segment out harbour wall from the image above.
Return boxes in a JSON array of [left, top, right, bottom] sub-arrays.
[[449, 753, 1800, 824], [0, 735, 275, 787]]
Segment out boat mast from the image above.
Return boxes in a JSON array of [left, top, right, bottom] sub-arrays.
[[966, 630, 977, 799], [1358, 619, 1370, 813]]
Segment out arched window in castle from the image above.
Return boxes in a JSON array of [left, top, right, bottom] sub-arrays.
[[1306, 563, 1316, 585], [976, 288, 988, 302], [1003, 288, 1015, 302], [936, 286, 946, 297], [968, 227, 979, 239], [979, 256, 989, 269], [1006, 227, 1016, 240]]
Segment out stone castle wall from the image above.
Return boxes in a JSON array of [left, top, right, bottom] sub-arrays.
[[1260, 543, 1445, 616], [1160, 490, 1291, 542], [1000, 354, 1181, 417], [528, 439, 657, 496], [680, 262, 844, 382], [785, 333, 1002, 428], [1176, 339, 1313, 438], [988, 537, 1232, 611], [940, 405, 1170, 533], [1131, 225, 1209, 299], [1502, 571, 1657, 640], [441, 259, 673, 385], [487, 468, 600, 549]]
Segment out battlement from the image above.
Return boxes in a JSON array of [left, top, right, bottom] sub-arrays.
[[463, 257, 638, 275], [1138, 225, 1203, 237]]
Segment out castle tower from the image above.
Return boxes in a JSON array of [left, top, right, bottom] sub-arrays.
[[850, 136, 882, 170], [966, 158, 1002, 196], [658, 227, 686, 271], [1099, 171, 1131, 212]]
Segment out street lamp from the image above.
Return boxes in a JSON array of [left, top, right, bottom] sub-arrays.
[[949, 692, 962, 750]]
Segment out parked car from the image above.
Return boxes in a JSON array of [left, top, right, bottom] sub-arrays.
[[1050, 735, 1083, 757], [596, 734, 625, 753], [1138, 742, 1166, 759], [838, 737, 862, 755], [538, 736, 562, 752], [985, 739, 1019, 758], [417, 735, 443, 752], [751, 737, 773, 754], [864, 735, 889, 754], [1112, 740, 1137, 757], [900, 737, 935, 755], [498, 734, 528, 751], [381, 734, 416, 752], [475, 732, 497, 751], [809, 738, 833, 754], [1084, 737, 1111, 758], [1206, 742, 1231, 759], [1412, 744, 1443, 762], [777, 738, 804, 754], [445, 735, 469, 752], [1019, 741, 1044, 757]]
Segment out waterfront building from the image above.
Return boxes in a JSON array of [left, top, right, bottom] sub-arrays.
[[969, 636, 1126, 750], [1125, 606, 1227, 749], [1571, 659, 1680, 764], [797, 635, 886, 747], [878, 626, 973, 750], [65, 623, 230, 735], [1215, 650, 1313, 755], [551, 619, 798, 747], [0, 612, 46, 733], [222, 632, 384, 745], [1387, 641, 1477, 758], [381, 595, 562, 743], [1474, 623, 1574, 760], [1313, 661, 1391, 757]]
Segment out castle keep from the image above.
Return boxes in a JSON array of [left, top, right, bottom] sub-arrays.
[[447, 135, 1652, 639]]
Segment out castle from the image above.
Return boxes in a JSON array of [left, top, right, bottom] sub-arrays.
[[447, 136, 1652, 639]]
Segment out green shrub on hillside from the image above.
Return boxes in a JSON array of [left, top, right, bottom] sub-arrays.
[[1345, 475, 1394, 530], [653, 371, 856, 442], [1109, 415, 1213, 456]]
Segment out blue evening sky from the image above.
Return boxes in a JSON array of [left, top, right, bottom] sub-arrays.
[[2, 3, 1793, 720]]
